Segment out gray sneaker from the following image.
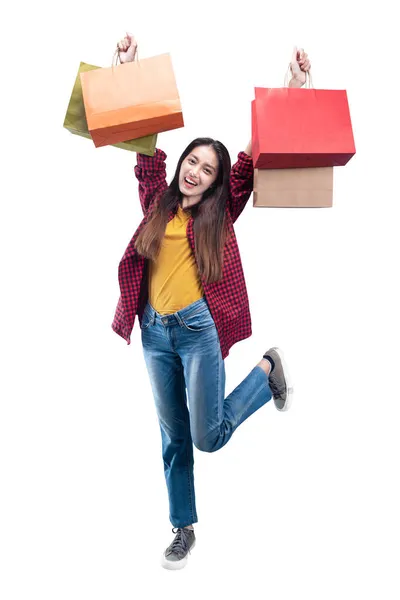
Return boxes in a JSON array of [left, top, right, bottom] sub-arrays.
[[161, 527, 196, 570], [263, 347, 293, 411]]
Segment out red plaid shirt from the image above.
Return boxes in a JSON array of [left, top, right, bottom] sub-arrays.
[[112, 148, 254, 359]]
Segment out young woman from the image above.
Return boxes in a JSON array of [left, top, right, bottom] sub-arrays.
[[112, 34, 311, 570]]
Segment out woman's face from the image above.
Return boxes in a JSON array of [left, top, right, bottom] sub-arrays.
[[178, 145, 219, 207]]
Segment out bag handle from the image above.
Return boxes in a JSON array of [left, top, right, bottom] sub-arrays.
[[284, 64, 313, 88], [111, 43, 140, 70]]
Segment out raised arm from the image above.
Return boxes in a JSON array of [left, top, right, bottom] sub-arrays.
[[244, 140, 252, 157], [115, 34, 169, 215], [134, 149, 168, 216], [227, 150, 254, 223]]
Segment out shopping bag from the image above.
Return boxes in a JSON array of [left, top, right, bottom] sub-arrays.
[[79, 53, 184, 148], [253, 166, 333, 207], [252, 84, 355, 169], [63, 62, 157, 155]]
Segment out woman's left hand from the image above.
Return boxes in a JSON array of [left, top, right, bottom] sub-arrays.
[[290, 47, 311, 85]]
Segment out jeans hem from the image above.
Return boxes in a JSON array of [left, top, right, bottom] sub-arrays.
[[171, 519, 199, 528]]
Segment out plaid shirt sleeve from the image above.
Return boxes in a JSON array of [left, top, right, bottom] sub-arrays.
[[134, 148, 168, 215], [228, 151, 254, 223]]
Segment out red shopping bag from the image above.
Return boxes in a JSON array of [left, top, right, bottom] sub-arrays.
[[252, 86, 356, 169]]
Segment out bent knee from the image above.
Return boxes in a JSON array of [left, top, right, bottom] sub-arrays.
[[193, 434, 219, 453]]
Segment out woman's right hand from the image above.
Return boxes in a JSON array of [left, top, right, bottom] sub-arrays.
[[117, 32, 137, 63]]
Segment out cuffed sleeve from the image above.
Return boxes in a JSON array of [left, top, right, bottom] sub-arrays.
[[134, 148, 168, 215]]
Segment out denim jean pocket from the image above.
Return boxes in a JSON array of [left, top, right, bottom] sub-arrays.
[[180, 308, 215, 332]]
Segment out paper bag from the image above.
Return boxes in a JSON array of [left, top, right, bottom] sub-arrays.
[[63, 62, 157, 155], [252, 87, 355, 169], [253, 167, 334, 208], [80, 54, 184, 147]]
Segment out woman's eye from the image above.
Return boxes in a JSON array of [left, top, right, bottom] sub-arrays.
[[205, 170, 211, 175]]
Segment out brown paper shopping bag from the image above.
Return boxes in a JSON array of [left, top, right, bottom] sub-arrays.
[[253, 167, 334, 208]]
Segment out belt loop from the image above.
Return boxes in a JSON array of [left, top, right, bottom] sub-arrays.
[[174, 311, 184, 327]]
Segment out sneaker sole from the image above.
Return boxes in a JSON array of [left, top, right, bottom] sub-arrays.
[[272, 347, 293, 412], [160, 540, 196, 570]]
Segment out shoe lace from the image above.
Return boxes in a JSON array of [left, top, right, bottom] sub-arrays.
[[166, 527, 193, 558], [269, 372, 285, 398]]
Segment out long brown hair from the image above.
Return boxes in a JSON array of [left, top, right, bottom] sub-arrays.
[[134, 138, 232, 284]]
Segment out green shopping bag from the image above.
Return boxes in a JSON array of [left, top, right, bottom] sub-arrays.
[[63, 62, 157, 155]]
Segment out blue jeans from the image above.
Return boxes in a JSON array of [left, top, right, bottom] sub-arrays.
[[140, 297, 272, 528]]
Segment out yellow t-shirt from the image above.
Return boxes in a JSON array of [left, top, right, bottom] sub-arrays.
[[148, 205, 204, 314]]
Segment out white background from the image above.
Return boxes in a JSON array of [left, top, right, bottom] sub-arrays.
[[1, 0, 399, 597]]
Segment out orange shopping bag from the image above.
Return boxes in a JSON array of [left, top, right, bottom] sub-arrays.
[[80, 53, 184, 148]]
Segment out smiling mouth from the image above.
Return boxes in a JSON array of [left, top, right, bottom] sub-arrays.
[[184, 177, 198, 187]]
